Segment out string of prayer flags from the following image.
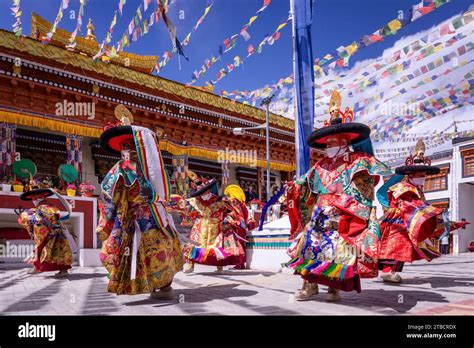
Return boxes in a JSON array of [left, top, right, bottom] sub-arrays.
[[66, 0, 86, 50], [156, 0, 214, 73], [11, 0, 22, 37], [95, 0, 125, 59], [108, 0, 172, 61], [42, 0, 70, 44], [188, 0, 272, 85], [203, 14, 290, 86]]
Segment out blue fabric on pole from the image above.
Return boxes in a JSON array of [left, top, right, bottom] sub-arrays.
[[258, 186, 286, 231], [294, 0, 315, 177], [376, 174, 404, 208]]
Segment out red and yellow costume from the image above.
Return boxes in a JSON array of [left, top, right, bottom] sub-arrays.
[[184, 194, 247, 267], [98, 106, 183, 296], [378, 140, 468, 275], [19, 203, 72, 272]]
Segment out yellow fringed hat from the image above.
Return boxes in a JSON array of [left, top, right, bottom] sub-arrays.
[[224, 184, 246, 203]]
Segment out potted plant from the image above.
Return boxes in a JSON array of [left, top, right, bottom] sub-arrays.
[[12, 180, 24, 192], [1, 178, 12, 192], [66, 184, 77, 197], [79, 181, 95, 197]]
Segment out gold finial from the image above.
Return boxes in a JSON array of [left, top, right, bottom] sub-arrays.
[[329, 91, 341, 117], [324, 90, 353, 126], [114, 104, 133, 125], [405, 138, 431, 166], [414, 139, 426, 161], [85, 18, 97, 41]]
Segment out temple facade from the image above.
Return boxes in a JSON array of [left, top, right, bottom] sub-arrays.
[[0, 14, 296, 195], [0, 15, 296, 266]]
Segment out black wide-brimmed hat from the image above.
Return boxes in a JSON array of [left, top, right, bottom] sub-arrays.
[[20, 188, 54, 201], [395, 165, 440, 176], [188, 179, 217, 198], [307, 91, 370, 149], [100, 125, 133, 155], [99, 104, 135, 155], [307, 118, 371, 149], [395, 139, 440, 176]]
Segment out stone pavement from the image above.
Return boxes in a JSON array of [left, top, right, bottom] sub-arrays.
[[0, 253, 473, 315]]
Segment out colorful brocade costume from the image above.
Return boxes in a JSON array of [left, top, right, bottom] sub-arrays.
[[378, 180, 466, 266], [97, 160, 184, 295], [97, 120, 184, 296], [18, 204, 73, 272], [285, 152, 392, 292], [184, 194, 247, 267]]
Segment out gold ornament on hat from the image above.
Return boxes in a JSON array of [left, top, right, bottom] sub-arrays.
[[405, 139, 431, 166], [114, 104, 133, 125], [324, 90, 354, 126], [187, 170, 198, 182]]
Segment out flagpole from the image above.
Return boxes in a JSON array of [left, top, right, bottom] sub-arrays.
[[290, 0, 298, 177]]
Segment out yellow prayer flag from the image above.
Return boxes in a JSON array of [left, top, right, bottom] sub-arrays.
[[388, 19, 402, 32], [276, 21, 288, 32], [346, 42, 358, 56]]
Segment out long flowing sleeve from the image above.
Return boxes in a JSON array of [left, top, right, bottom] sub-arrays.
[[97, 175, 127, 242]]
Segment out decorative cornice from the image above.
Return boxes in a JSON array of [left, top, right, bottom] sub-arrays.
[[0, 109, 295, 171], [0, 29, 294, 130], [30, 13, 157, 74]]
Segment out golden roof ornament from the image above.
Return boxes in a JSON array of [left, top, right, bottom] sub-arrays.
[[85, 18, 97, 41], [405, 139, 431, 166], [324, 90, 354, 126], [155, 127, 164, 139], [114, 104, 133, 125]]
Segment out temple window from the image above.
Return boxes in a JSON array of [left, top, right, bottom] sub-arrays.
[[424, 166, 449, 192], [462, 148, 474, 177]]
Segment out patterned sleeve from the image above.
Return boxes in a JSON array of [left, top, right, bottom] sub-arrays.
[[97, 176, 127, 242], [351, 154, 393, 186], [17, 209, 36, 239], [18, 209, 35, 228]]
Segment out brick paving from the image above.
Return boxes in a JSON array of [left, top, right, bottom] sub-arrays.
[[0, 253, 473, 315]]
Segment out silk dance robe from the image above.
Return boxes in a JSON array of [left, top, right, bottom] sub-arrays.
[[378, 180, 467, 268], [97, 160, 184, 295], [184, 195, 247, 267], [285, 151, 392, 292], [18, 204, 73, 272]]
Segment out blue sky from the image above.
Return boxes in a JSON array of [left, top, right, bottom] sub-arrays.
[[0, 0, 471, 94]]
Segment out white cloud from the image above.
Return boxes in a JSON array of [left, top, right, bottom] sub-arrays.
[[273, 10, 474, 155]]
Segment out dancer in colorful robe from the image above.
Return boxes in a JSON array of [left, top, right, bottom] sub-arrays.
[[97, 105, 183, 298], [284, 91, 392, 301], [17, 188, 75, 277], [224, 184, 253, 269], [183, 179, 247, 273], [377, 139, 469, 283]]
